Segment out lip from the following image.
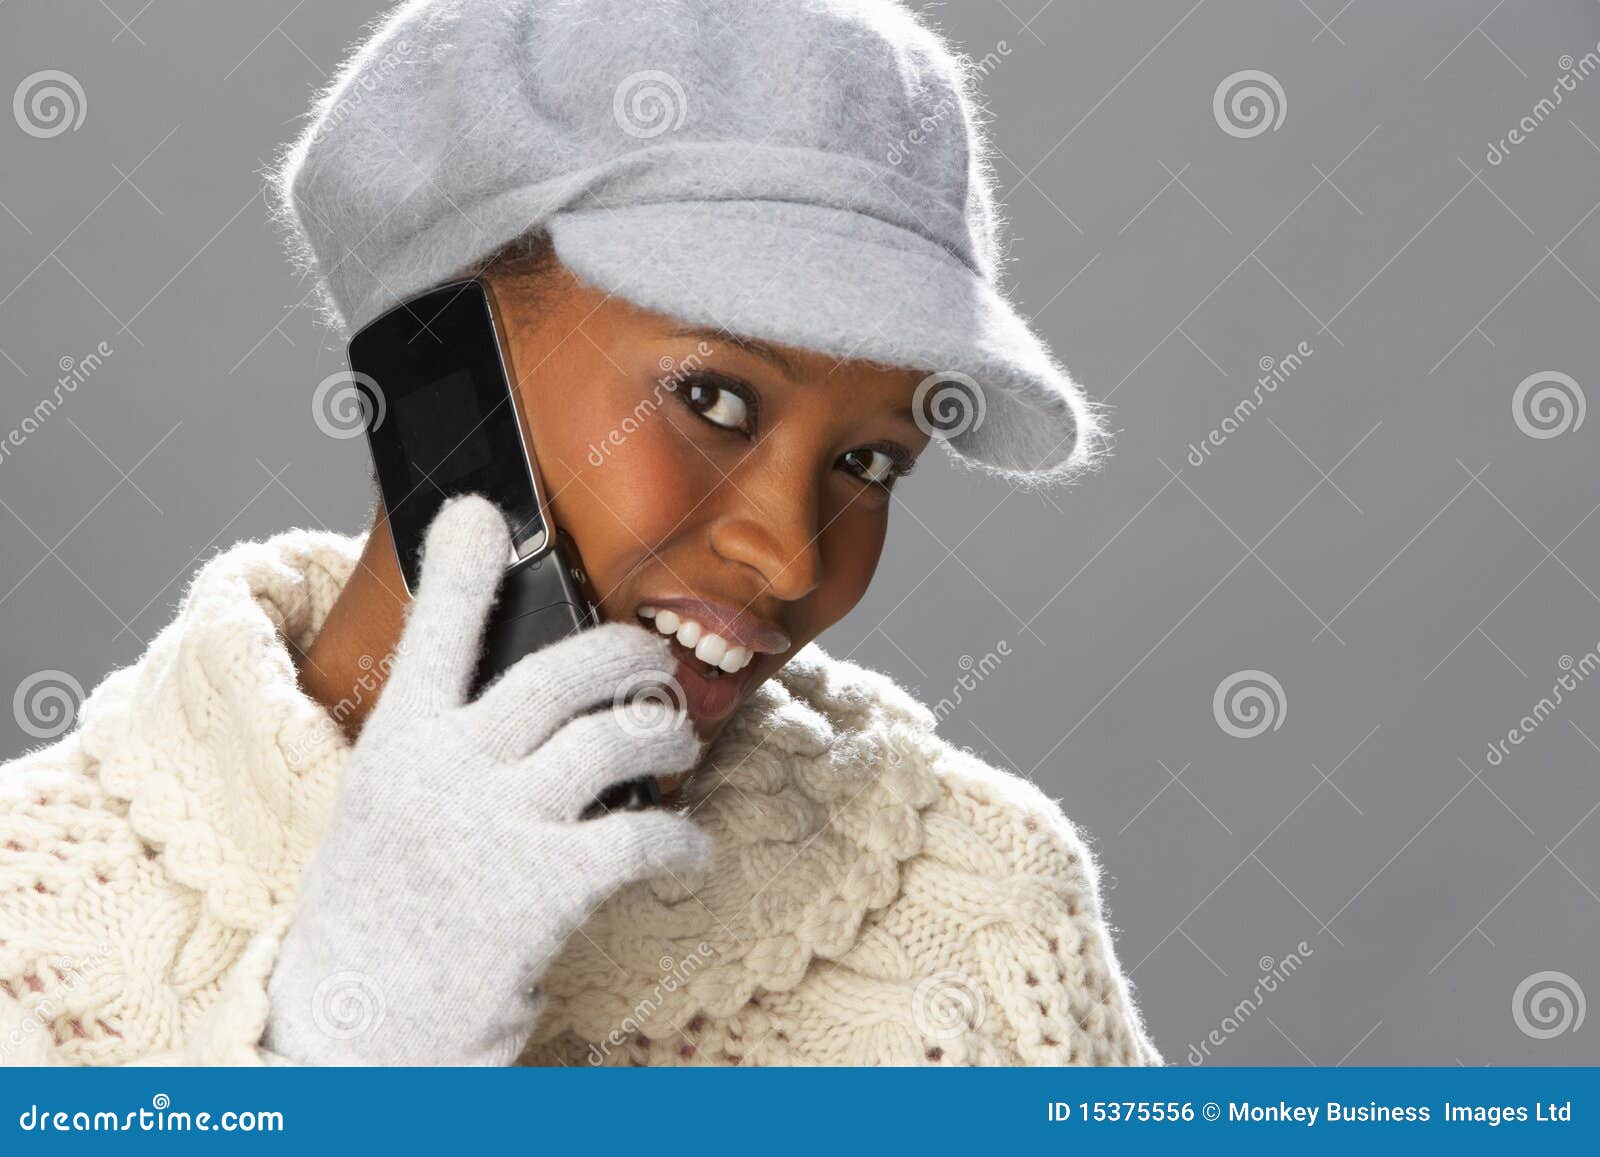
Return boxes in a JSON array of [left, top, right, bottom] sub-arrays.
[[637, 595, 791, 655], [665, 636, 757, 727]]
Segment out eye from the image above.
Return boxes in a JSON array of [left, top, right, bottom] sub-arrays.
[[679, 373, 753, 433], [840, 444, 914, 490]]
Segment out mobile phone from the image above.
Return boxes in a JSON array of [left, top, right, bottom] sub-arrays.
[[347, 278, 659, 818]]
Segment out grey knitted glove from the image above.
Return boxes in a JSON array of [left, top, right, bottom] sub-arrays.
[[263, 494, 710, 1066]]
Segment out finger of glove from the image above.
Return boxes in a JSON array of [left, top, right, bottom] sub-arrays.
[[578, 808, 715, 891], [459, 620, 680, 761], [379, 494, 510, 720], [504, 701, 702, 822]]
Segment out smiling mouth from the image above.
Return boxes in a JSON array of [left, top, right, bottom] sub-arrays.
[[637, 605, 755, 678]]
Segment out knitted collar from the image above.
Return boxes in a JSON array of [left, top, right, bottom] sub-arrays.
[[73, 526, 947, 1040]]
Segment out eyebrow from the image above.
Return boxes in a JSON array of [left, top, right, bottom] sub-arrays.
[[666, 325, 800, 380]]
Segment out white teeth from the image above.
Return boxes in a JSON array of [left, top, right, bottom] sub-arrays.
[[636, 607, 756, 673], [694, 633, 728, 667]]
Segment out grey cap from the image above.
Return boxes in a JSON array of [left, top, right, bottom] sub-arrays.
[[267, 0, 1105, 482]]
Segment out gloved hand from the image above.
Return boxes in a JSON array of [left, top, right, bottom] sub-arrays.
[[264, 494, 710, 1065]]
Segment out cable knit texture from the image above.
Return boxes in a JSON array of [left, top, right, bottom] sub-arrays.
[[0, 526, 1160, 1066]]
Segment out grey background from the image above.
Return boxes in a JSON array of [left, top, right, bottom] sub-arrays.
[[2, 1, 1598, 1065]]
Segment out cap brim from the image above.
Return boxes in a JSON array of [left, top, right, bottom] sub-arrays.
[[545, 199, 1101, 483]]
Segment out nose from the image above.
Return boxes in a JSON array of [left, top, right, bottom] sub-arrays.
[[707, 470, 823, 603]]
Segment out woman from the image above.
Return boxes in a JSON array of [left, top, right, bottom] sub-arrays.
[[0, 0, 1159, 1066]]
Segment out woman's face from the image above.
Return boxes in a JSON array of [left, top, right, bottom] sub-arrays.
[[486, 261, 930, 773]]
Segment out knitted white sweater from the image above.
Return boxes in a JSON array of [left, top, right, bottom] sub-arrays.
[[0, 526, 1160, 1066]]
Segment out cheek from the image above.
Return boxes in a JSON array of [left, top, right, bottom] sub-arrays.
[[807, 501, 889, 634], [538, 410, 713, 613], [740, 505, 886, 706]]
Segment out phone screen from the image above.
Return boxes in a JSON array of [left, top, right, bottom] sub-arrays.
[[351, 281, 546, 592]]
